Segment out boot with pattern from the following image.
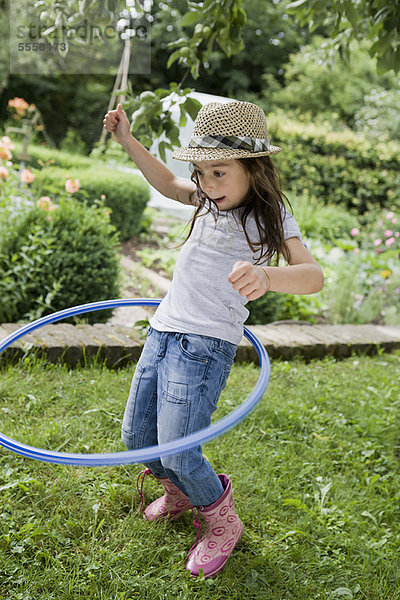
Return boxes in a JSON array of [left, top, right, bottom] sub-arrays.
[[136, 468, 193, 522], [186, 473, 244, 578]]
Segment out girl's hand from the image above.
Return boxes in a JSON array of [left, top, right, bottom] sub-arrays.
[[103, 103, 131, 145], [228, 261, 270, 301]]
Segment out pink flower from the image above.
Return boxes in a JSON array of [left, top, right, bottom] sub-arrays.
[[100, 194, 106, 200], [1, 136, 15, 151], [353, 247, 360, 253], [385, 237, 395, 247], [20, 168, 35, 184], [36, 196, 55, 211], [373, 239, 382, 246], [351, 227, 359, 237], [395, 232, 400, 238], [384, 230, 393, 238], [392, 217, 398, 224], [386, 211, 394, 219], [65, 178, 80, 193], [0, 166, 8, 179], [376, 248, 383, 254]]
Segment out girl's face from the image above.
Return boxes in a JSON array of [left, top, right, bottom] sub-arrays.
[[193, 159, 250, 210]]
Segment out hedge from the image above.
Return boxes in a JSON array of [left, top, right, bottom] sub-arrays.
[[269, 116, 400, 215], [30, 165, 150, 241]]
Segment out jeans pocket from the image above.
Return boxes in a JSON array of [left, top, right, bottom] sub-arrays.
[[179, 333, 214, 362]]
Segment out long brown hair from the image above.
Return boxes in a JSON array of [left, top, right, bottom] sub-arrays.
[[178, 156, 293, 265]]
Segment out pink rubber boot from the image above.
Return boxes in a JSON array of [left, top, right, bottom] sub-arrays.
[[136, 469, 192, 523], [186, 474, 244, 578]]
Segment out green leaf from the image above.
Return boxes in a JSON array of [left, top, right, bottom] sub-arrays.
[[183, 97, 201, 121], [166, 37, 187, 49], [376, 48, 395, 73], [190, 59, 200, 79], [343, 0, 360, 31], [181, 11, 200, 26], [286, 0, 309, 13], [158, 141, 168, 163], [178, 105, 188, 128], [167, 49, 182, 69], [236, 6, 247, 26]]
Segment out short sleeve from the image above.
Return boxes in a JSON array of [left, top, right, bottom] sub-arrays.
[[282, 206, 307, 249]]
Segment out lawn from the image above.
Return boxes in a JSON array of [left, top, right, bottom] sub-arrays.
[[0, 350, 400, 600]]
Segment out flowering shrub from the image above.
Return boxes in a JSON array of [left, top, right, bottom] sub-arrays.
[[31, 165, 149, 241], [6, 97, 47, 154], [8, 97, 32, 116], [0, 135, 121, 323], [312, 236, 400, 325], [0, 196, 121, 324], [364, 209, 400, 254]]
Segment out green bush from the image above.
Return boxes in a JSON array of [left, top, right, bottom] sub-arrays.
[[0, 198, 121, 323], [246, 292, 286, 325], [288, 192, 360, 244], [269, 115, 400, 215], [354, 89, 400, 142], [246, 286, 323, 325], [30, 165, 150, 241]]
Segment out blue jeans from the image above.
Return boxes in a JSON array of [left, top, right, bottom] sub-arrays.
[[121, 326, 237, 507]]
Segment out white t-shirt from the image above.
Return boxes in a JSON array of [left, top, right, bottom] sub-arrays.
[[150, 204, 304, 345]]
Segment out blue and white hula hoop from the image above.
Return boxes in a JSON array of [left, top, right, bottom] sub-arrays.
[[0, 299, 270, 467]]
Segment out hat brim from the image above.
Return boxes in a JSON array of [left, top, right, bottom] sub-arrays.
[[172, 145, 282, 162]]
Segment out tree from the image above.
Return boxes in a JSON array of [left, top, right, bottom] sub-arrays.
[[191, 0, 314, 98], [286, 0, 400, 74], [262, 36, 399, 127], [4, 0, 248, 157]]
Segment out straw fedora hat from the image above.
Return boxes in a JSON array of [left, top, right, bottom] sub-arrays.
[[172, 100, 282, 162]]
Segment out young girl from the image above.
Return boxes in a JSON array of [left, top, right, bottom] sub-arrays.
[[103, 100, 324, 579]]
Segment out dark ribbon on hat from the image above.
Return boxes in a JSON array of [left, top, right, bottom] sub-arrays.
[[188, 134, 271, 152]]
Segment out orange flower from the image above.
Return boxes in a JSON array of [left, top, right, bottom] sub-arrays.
[[36, 196, 55, 211], [0, 166, 9, 179], [8, 97, 30, 116], [65, 178, 80, 193], [20, 168, 36, 184], [0, 147, 12, 161]]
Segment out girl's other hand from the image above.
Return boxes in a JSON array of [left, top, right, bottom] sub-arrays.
[[103, 103, 131, 145], [228, 261, 269, 301]]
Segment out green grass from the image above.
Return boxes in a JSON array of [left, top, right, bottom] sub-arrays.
[[1, 351, 400, 599]]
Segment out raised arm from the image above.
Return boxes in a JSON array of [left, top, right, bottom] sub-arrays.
[[103, 103, 196, 205]]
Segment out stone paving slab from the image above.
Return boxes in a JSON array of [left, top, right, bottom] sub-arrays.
[[1, 319, 399, 367]]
